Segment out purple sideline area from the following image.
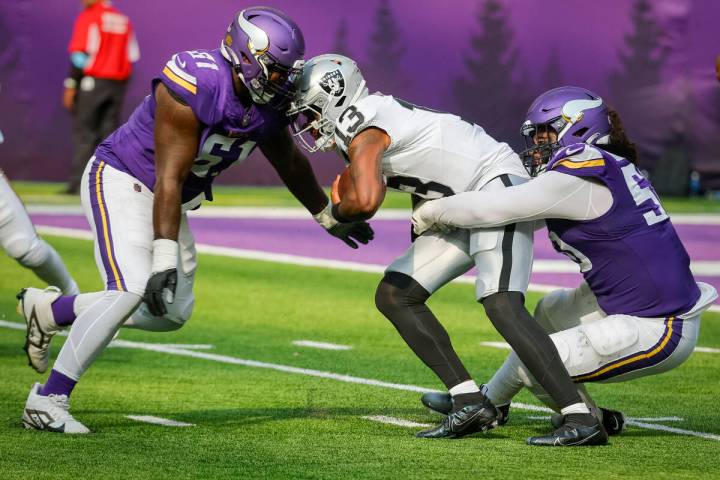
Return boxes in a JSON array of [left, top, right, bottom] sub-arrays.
[[30, 213, 720, 293]]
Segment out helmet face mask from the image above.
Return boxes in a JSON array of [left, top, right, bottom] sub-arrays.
[[519, 86, 610, 177], [221, 7, 305, 108], [287, 54, 368, 153]]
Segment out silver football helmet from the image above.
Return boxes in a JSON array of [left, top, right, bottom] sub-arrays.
[[287, 54, 368, 152]]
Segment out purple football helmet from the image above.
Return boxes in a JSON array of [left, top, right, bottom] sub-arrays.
[[220, 7, 305, 107], [520, 86, 610, 176]]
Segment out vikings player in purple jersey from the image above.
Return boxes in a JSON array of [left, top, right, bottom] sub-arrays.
[[413, 86, 717, 446], [17, 7, 372, 434]]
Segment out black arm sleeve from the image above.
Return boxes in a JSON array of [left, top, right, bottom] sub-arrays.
[[68, 63, 83, 83]]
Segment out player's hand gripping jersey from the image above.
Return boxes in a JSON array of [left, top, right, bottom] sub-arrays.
[[96, 49, 291, 209], [333, 94, 529, 198]]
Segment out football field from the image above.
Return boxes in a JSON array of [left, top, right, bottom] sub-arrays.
[[1, 234, 720, 479]]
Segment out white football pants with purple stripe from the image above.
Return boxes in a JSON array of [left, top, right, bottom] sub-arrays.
[[52, 158, 197, 381], [485, 280, 717, 411], [0, 170, 79, 295]]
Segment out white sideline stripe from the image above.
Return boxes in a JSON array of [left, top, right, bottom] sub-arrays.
[[26, 205, 720, 224], [126, 415, 194, 427], [481, 340, 720, 355], [292, 340, 353, 351], [362, 415, 432, 428], [626, 420, 720, 441], [631, 417, 685, 422], [32, 225, 720, 314], [0, 321, 717, 442]]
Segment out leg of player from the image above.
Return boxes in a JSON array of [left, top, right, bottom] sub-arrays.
[[21, 158, 153, 434], [468, 174, 603, 446], [0, 171, 79, 295], [376, 230, 499, 438]]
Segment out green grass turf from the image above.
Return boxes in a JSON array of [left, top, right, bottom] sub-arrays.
[[1, 236, 719, 479], [10, 181, 720, 213]]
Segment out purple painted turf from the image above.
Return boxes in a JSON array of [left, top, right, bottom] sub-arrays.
[[30, 213, 720, 292]]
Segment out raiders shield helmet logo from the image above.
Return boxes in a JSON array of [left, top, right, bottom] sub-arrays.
[[319, 69, 345, 97]]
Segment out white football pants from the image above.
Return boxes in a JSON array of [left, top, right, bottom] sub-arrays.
[[485, 281, 718, 411]]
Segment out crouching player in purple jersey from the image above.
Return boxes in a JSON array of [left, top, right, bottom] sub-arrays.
[[413, 86, 718, 446], [17, 7, 373, 434]]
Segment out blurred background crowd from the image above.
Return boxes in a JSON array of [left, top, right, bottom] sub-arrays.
[[1, 0, 718, 195]]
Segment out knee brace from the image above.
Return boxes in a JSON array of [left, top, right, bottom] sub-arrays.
[[375, 272, 430, 324], [8, 236, 50, 268]]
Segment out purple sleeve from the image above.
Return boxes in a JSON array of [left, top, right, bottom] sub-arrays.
[[157, 50, 224, 126]]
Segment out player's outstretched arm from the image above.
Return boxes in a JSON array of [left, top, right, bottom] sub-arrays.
[[260, 128, 329, 215], [145, 82, 199, 316], [412, 171, 612, 234], [262, 128, 374, 249], [334, 127, 390, 222]]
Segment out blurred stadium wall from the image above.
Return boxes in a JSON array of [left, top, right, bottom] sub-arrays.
[[1, 0, 718, 192]]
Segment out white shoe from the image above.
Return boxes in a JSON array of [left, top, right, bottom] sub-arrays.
[[17, 287, 63, 373], [22, 383, 90, 434]]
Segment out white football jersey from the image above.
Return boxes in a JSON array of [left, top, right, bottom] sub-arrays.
[[333, 93, 528, 199]]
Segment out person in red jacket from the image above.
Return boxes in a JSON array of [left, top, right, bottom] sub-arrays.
[[64, 0, 139, 194]]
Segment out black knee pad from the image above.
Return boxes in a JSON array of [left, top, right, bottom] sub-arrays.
[[375, 272, 430, 317]]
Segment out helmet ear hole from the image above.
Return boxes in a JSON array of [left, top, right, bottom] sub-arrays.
[[573, 127, 589, 137], [334, 96, 346, 108], [240, 52, 252, 65]]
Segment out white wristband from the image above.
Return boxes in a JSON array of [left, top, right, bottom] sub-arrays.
[[151, 239, 179, 273], [312, 203, 338, 230]]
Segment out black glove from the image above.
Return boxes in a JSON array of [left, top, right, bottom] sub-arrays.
[[143, 268, 177, 316], [327, 221, 375, 249]]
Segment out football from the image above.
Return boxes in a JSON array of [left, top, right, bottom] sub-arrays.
[[336, 167, 352, 200]]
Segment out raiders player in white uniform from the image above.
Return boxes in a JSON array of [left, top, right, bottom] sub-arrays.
[[288, 54, 602, 442], [0, 163, 79, 296]]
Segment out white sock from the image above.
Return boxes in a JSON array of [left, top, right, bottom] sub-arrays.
[[54, 290, 141, 380], [484, 352, 526, 406], [449, 380, 480, 396], [560, 403, 591, 416]]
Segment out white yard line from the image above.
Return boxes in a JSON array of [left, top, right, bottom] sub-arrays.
[[695, 346, 720, 353], [292, 340, 353, 351], [146, 344, 214, 350], [126, 415, 194, 427], [2, 320, 716, 442], [631, 417, 685, 422], [362, 415, 433, 428], [479, 341, 513, 350]]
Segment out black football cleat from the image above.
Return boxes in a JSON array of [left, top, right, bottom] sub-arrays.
[[551, 407, 625, 436], [527, 414, 608, 447], [421, 391, 511, 426], [600, 408, 625, 436], [416, 397, 499, 439]]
